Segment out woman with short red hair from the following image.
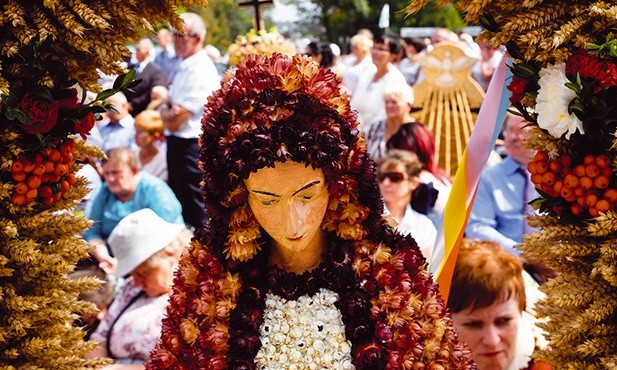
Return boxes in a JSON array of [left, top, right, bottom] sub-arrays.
[[449, 239, 551, 370]]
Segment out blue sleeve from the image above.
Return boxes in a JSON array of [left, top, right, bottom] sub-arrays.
[[465, 174, 519, 255], [141, 175, 184, 225], [83, 186, 109, 241]]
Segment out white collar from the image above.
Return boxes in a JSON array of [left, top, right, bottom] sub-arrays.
[[506, 311, 535, 370]]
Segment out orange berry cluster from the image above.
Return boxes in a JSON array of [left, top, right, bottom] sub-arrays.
[[10, 138, 77, 207], [528, 150, 617, 218]]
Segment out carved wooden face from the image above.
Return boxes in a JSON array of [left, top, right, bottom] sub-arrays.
[[244, 161, 329, 256]]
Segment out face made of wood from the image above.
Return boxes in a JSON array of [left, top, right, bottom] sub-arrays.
[[244, 161, 329, 259]]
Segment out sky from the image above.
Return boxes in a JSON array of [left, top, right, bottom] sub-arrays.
[[265, 1, 299, 23]]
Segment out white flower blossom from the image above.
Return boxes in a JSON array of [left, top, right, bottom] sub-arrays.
[[255, 289, 355, 370], [535, 62, 584, 139]]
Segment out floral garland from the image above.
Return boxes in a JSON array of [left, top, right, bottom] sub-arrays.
[[226, 28, 296, 66], [147, 53, 475, 369], [405, 1, 617, 368], [0, 1, 208, 368]]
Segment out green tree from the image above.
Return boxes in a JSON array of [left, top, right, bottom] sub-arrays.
[[399, 1, 466, 29], [187, 3, 254, 52], [287, 0, 370, 41], [281, 0, 466, 44]]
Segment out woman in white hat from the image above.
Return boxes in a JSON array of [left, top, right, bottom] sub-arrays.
[[86, 208, 191, 368]]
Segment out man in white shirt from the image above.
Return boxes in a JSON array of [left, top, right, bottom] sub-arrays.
[[160, 12, 220, 230]]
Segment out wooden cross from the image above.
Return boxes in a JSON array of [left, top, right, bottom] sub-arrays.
[[237, 0, 274, 31]]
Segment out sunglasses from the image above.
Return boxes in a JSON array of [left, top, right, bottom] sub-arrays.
[[377, 172, 407, 183]]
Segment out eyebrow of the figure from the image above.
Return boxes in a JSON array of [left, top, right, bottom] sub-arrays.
[[250, 180, 321, 197], [292, 180, 321, 196]]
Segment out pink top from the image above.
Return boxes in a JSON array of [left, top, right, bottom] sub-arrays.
[[91, 278, 169, 363]]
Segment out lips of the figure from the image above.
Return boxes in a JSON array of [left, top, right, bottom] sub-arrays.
[[287, 235, 303, 241]]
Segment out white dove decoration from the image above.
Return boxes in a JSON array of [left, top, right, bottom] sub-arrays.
[[410, 42, 485, 176], [421, 47, 478, 88]]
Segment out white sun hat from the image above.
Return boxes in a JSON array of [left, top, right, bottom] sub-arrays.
[[108, 208, 185, 277]]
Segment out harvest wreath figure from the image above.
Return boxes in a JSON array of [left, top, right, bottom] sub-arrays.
[[146, 53, 476, 369], [405, 1, 617, 368]]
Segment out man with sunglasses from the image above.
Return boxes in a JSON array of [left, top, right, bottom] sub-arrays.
[[377, 149, 437, 261], [160, 12, 220, 231]]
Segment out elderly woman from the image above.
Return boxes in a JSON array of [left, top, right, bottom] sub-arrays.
[[86, 208, 192, 369], [364, 82, 416, 162], [449, 239, 551, 370], [84, 147, 183, 273], [145, 54, 474, 369], [377, 149, 437, 261]]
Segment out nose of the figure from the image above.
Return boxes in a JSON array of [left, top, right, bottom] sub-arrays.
[[284, 200, 302, 238]]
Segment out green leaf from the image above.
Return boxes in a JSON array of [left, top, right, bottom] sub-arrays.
[[80, 87, 88, 104], [35, 134, 49, 147], [95, 90, 116, 102], [112, 70, 137, 91], [505, 41, 525, 61], [122, 69, 137, 87], [112, 74, 125, 91], [105, 103, 119, 114], [126, 79, 142, 89], [479, 13, 500, 33], [564, 82, 581, 94], [610, 43, 617, 58], [513, 101, 536, 123], [5, 109, 16, 121], [587, 43, 601, 51], [29, 85, 54, 101], [568, 100, 584, 114], [512, 63, 536, 78], [87, 105, 107, 114], [63, 79, 79, 88], [51, 182, 61, 194], [6, 107, 30, 123], [506, 107, 522, 117]]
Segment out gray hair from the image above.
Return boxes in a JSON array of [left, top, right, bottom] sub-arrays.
[[137, 38, 155, 56], [180, 12, 206, 40], [351, 33, 373, 52], [383, 83, 414, 107]]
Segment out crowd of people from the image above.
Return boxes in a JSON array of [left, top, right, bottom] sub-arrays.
[[73, 13, 551, 370]]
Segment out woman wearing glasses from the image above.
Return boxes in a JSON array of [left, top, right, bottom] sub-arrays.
[[350, 33, 407, 131], [377, 149, 437, 261], [387, 121, 452, 228]]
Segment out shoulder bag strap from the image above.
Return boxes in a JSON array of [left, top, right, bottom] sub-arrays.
[[105, 290, 146, 359]]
